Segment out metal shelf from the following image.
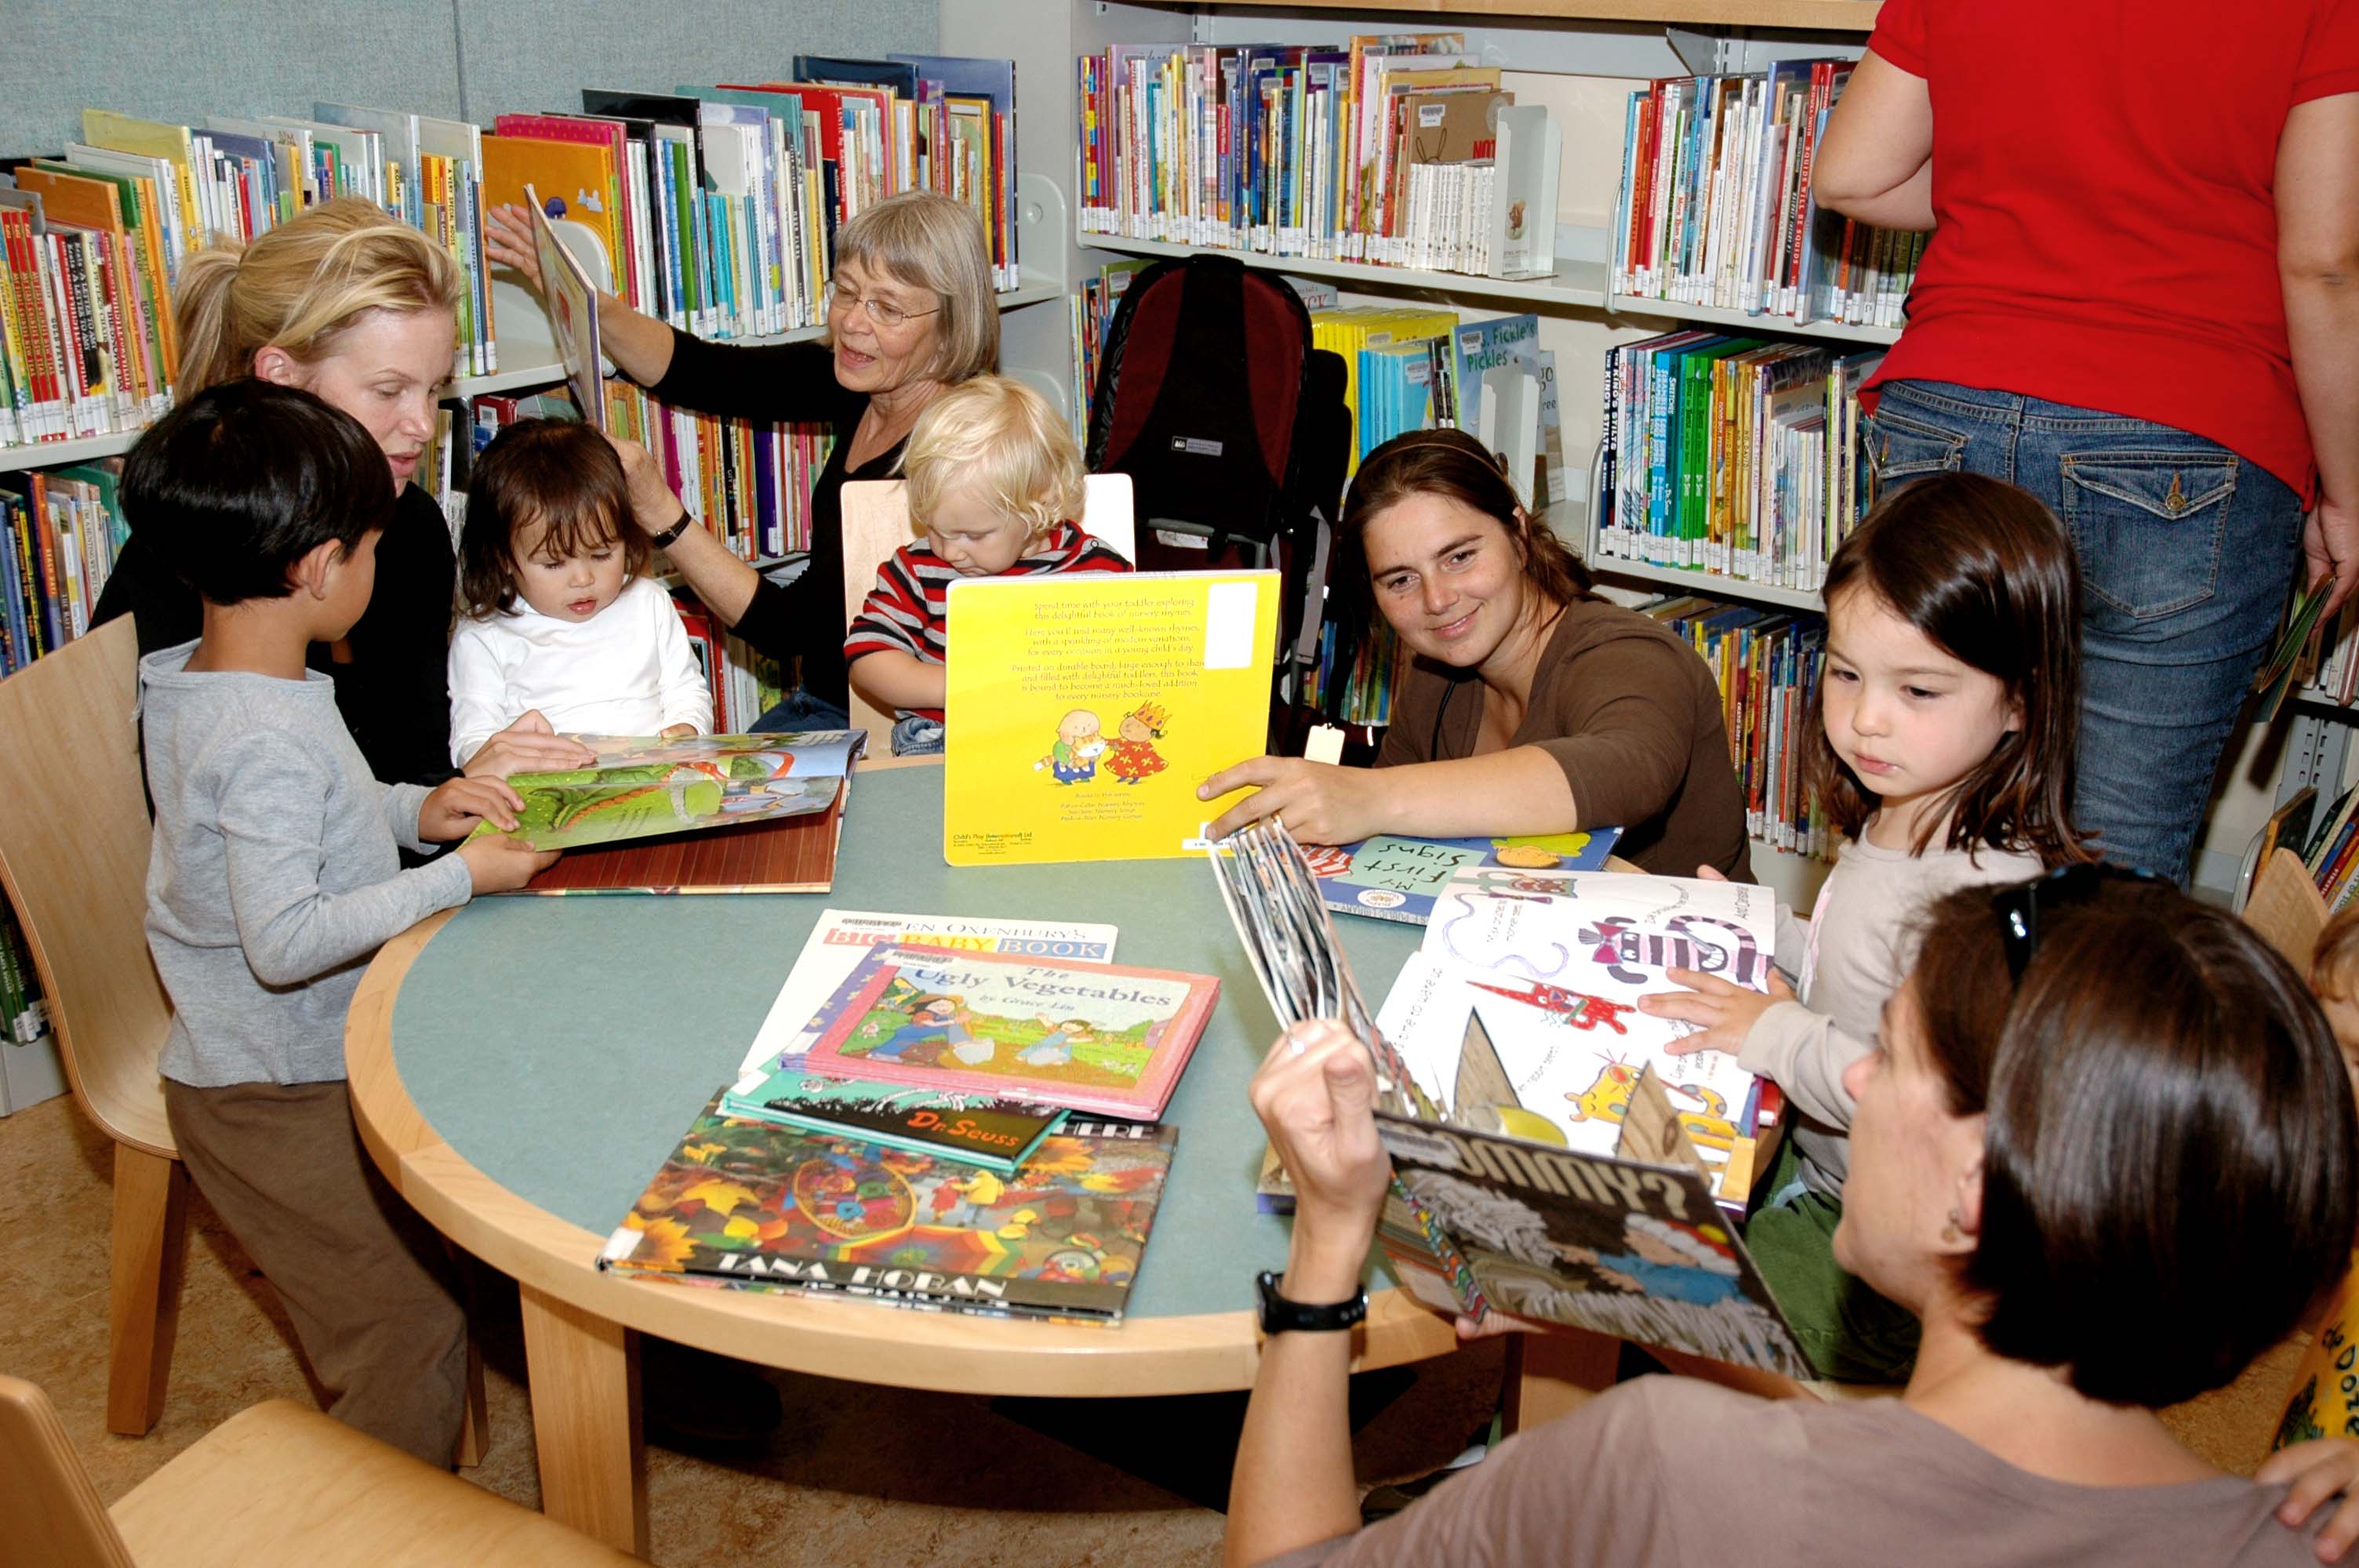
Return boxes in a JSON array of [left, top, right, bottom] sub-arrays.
[[1605, 293, 1901, 347], [1590, 554, 1823, 612], [1079, 230, 1612, 310]]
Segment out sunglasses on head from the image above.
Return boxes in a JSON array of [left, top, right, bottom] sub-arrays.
[[1990, 862, 2165, 988]]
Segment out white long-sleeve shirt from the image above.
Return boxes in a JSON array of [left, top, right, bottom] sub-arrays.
[[447, 575, 711, 766]]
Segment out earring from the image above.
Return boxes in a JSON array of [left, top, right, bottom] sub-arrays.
[[1940, 1207, 1964, 1245]]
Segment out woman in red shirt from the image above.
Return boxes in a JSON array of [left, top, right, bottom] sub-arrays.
[[1812, 0, 2359, 887]]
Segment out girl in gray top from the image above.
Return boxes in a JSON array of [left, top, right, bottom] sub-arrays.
[[1644, 474, 2091, 1380]]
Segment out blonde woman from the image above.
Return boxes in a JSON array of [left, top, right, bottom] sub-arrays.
[[486, 189, 1000, 731], [93, 199, 589, 783]]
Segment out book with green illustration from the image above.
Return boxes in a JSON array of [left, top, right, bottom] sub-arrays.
[[720, 1064, 1070, 1175], [467, 730, 863, 852]]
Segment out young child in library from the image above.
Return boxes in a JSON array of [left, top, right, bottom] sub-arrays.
[[448, 418, 714, 766], [844, 375, 1130, 755], [130, 382, 554, 1465], [1641, 472, 2091, 1383]]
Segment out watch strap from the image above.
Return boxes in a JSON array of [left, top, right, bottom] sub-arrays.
[[650, 510, 691, 550], [1256, 1269, 1369, 1334]]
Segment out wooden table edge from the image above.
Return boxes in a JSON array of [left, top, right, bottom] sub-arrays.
[[346, 908, 1463, 1399]]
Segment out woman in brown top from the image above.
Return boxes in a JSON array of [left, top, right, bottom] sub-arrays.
[[1201, 428, 1750, 877], [1231, 870, 2359, 1566]]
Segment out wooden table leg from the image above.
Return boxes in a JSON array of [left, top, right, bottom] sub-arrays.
[[518, 1283, 646, 1557], [1502, 1328, 1619, 1435]]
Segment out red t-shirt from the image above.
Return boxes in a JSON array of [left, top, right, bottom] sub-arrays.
[[1863, 0, 2359, 502]]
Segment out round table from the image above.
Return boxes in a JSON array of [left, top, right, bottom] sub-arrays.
[[347, 761, 1477, 1553]]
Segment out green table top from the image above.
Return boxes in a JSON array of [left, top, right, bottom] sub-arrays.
[[387, 764, 1423, 1321]]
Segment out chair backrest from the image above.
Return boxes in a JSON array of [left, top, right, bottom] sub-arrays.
[[838, 475, 1140, 746], [0, 619, 175, 1157], [0, 1376, 137, 1568], [2245, 845, 2332, 974]]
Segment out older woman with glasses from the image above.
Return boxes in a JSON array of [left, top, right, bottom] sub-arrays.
[[1231, 866, 2359, 1566], [486, 190, 998, 730]]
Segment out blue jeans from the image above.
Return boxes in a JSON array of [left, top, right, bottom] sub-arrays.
[[889, 715, 945, 756], [749, 688, 852, 735], [1863, 380, 2304, 887]]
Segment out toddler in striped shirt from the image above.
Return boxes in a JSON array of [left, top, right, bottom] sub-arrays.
[[845, 375, 1131, 754]]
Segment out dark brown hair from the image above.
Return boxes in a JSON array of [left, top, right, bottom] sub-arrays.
[[1329, 426, 1593, 646], [459, 418, 647, 617], [1908, 874, 2357, 1408], [1808, 474, 2089, 865]]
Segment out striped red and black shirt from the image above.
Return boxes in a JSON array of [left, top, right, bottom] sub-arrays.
[[844, 521, 1132, 720]]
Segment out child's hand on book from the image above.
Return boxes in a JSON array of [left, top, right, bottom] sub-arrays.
[[482, 205, 543, 294], [420, 776, 527, 840], [1201, 757, 1379, 846], [1249, 1019, 1391, 1302], [457, 835, 562, 895], [461, 711, 597, 780], [1640, 966, 1797, 1058], [2258, 1437, 2359, 1562]]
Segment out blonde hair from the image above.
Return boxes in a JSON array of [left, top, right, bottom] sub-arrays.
[[901, 376, 1084, 539], [2314, 908, 2359, 1001], [827, 190, 998, 385], [174, 197, 461, 399]]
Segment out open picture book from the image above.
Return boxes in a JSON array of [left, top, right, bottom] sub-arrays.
[[470, 730, 864, 894], [1206, 819, 1808, 1376]]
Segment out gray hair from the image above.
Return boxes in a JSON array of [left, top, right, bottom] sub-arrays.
[[827, 190, 998, 384]]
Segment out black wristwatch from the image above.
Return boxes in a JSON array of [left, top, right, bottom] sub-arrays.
[[649, 509, 691, 550], [1256, 1270, 1369, 1335]]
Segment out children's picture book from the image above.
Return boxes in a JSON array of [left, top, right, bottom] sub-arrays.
[[1207, 817, 1805, 1371], [736, 909, 1121, 1076], [522, 181, 603, 429], [598, 1093, 1179, 1323], [1303, 826, 1623, 925], [507, 783, 849, 897], [467, 730, 863, 854], [798, 944, 1219, 1121], [721, 1064, 1069, 1176], [1374, 1089, 1806, 1376], [941, 570, 1281, 866], [1406, 865, 1778, 1200]]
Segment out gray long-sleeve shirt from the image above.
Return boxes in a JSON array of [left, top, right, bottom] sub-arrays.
[[1739, 830, 2043, 1200], [140, 643, 472, 1088]]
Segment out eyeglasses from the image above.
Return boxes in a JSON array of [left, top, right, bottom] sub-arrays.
[[824, 285, 940, 332], [1990, 862, 2162, 988]]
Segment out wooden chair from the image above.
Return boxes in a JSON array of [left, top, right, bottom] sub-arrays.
[[839, 474, 1138, 750], [2245, 845, 2332, 973], [0, 622, 485, 1462], [0, 620, 184, 1438], [0, 1376, 632, 1568]]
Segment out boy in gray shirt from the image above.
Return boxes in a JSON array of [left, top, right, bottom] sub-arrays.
[[131, 383, 551, 1464]]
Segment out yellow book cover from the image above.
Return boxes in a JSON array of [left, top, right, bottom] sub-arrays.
[[943, 570, 1280, 866], [79, 111, 202, 248]]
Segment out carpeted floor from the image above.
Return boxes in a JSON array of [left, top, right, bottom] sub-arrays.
[[2, 1090, 2301, 1563]]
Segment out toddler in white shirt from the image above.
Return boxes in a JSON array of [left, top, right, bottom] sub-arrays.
[[448, 419, 711, 768]]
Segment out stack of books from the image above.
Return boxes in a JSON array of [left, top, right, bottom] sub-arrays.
[[1611, 62, 1921, 330], [1640, 595, 1830, 858], [598, 913, 1215, 1323], [1077, 34, 1558, 278], [2294, 782, 2359, 913], [0, 464, 123, 677], [1598, 331, 1883, 591]]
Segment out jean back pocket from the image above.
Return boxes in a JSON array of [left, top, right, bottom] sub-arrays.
[[2061, 453, 2237, 620], [1861, 406, 1968, 490]]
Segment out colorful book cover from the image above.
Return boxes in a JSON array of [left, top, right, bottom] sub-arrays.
[[1304, 826, 1623, 925], [1373, 1105, 1806, 1374], [598, 1093, 1178, 1323], [942, 570, 1280, 866], [467, 729, 862, 853], [737, 909, 1122, 1076], [799, 943, 1218, 1120], [720, 1065, 1069, 1176], [503, 782, 848, 897]]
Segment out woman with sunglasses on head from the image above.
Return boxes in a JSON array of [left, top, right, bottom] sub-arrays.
[[486, 190, 998, 731], [1201, 427, 1749, 879], [1234, 868, 2359, 1566]]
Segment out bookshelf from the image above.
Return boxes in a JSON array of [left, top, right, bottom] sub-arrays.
[[1177, 0, 1881, 27]]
